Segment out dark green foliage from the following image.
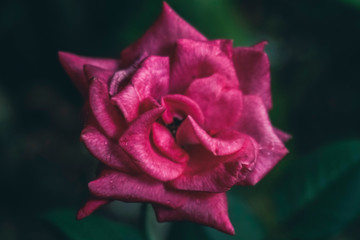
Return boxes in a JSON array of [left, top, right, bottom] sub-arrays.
[[43, 208, 143, 240]]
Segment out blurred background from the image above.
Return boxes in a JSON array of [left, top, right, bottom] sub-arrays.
[[1, 0, 360, 239]]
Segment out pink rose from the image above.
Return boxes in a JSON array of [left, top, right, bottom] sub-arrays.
[[59, 2, 289, 235]]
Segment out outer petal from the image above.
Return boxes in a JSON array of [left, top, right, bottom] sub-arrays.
[[176, 116, 247, 156], [88, 169, 187, 208], [169, 137, 257, 192], [119, 108, 186, 181], [58, 51, 118, 97], [121, 2, 206, 65], [86, 65, 126, 138], [81, 125, 137, 173], [273, 127, 292, 142], [151, 122, 189, 163], [76, 198, 109, 220], [234, 95, 288, 185], [185, 74, 242, 132], [161, 94, 204, 126], [232, 42, 272, 109], [170, 39, 239, 94], [154, 193, 234, 235]]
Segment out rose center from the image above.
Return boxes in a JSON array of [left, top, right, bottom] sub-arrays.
[[166, 118, 183, 137]]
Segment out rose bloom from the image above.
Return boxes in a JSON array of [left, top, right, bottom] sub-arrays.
[[59, 2, 289, 235]]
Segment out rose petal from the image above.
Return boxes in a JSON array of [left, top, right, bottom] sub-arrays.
[[161, 94, 204, 126], [185, 74, 242, 132], [81, 125, 137, 173], [252, 41, 268, 51], [151, 122, 189, 163], [273, 127, 292, 142], [76, 198, 109, 220], [232, 42, 272, 109], [88, 169, 187, 208], [170, 39, 239, 94], [154, 193, 234, 235], [108, 54, 147, 96], [209, 39, 233, 58], [176, 116, 247, 156], [131, 56, 169, 100], [119, 108, 186, 181], [139, 97, 162, 115], [58, 51, 118, 97], [234, 95, 288, 185], [86, 65, 126, 138], [121, 2, 206, 65], [169, 136, 257, 192], [111, 84, 140, 123], [111, 56, 170, 123]]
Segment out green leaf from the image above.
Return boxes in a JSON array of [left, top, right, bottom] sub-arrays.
[[205, 190, 265, 240], [275, 140, 360, 239], [43, 208, 143, 240], [144, 204, 171, 240]]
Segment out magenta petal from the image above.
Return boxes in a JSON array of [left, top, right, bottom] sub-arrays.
[[131, 56, 169, 100], [81, 125, 137, 173], [151, 122, 189, 163], [154, 193, 234, 235], [161, 94, 204, 125], [108, 54, 148, 96], [170, 39, 239, 93], [273, 127, 292, 142], [232, 43, 272, 109], [111, 84, 140, 123], [176, 116, 247, 156], [252, 41, 268, 51], [121, 2, 206, 65], [76, 198, 109, 220], [111, 56, 170, 123], [119, 108, 186, 181], [169, 137, 258, 192], [209, 39, 233, 58], [58, 51, 118, 97], [88, 169, 187, 208], [234, 95, 288, 185], [86, 66, 126, 139], [185, 74, 242, 132]]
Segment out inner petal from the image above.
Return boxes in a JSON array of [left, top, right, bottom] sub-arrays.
[[119, 107, 186, 182], [169, 38, 239, 94], [161, 94, 204, 126], [151, 122, 189, 163], [176, 116, 248, 156], [185, 74, 243, 133]]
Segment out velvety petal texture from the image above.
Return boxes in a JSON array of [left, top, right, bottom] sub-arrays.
[[234, 96, 288, 185], [154, 193, 234, 235], [59, 2, 289, 236], [85, 65, 126, 138], [81, 126, 137, 173], [232, 43, 272, 109], [76, 198, 109, 220], [119, 108, 186, 181], [184, 74, 242, 132], [89, 168, 187, 208], [170, 39, 238, 93], [58, 51, 118, 97], [121, 2, 206, 65]]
